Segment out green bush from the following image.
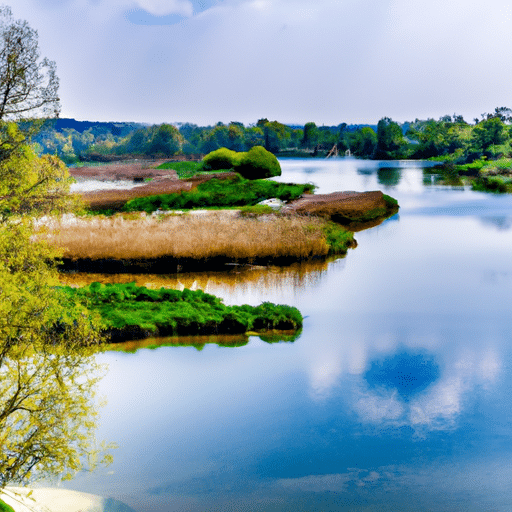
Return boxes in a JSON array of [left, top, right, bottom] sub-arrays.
[[234, 145, 281, 179], [202, 147, 239, 171], [201, 146, 281, 179]]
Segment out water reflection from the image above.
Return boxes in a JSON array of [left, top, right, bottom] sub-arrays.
[[106, 331, 301, 352], [0, 342, 108, 487], [58, 258, 340, 295], [364, 350, 440, 399], [377, 167, 401, 187]]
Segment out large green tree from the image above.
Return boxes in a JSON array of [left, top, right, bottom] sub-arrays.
[[374, 117, 406, 159]]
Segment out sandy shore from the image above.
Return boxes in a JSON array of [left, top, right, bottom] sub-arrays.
[[1, 487, 136, 512]]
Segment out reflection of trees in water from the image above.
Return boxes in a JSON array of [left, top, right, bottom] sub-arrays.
[[0, 341, 109, 488], [59, 258, 343, 294], [0, 224, 110, 489], [377, 167, 402, 187], [479, 216, 512, 231]]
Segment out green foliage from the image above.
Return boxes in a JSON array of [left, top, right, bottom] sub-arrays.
[[234, 145, 281, 179], [0, 499, 14, 512], [202, 147, 240, 171], [472, 117, 508, 151], [374, 117, 407, 159], [472, 175, 512, 193], [60, 283, 303, 340], [0, 8, 110, 489], [147, 124, 184, 156], [239, 204, 275, 216], [301, 122, 319, 149], [122, 174, 314, 213], [321, 222, 355, 255], [155, 161, 202, 179], [201, 145, 281, 179], [262, 121, 291, 153], [346, 127, 377, 157]]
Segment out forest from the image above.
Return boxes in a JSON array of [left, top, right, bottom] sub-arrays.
[[31, 107, 512, 165]]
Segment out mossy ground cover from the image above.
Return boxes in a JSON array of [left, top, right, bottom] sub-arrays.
[[59, 282, 303, 342], [122, 174, 315, 213], [0, 500, 14, 512], [155, 161, 203, 179]]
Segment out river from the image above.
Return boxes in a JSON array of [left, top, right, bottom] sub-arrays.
[[59, 158, 512, 512]]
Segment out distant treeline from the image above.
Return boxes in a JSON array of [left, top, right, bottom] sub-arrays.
[[30, 107, 512, 164]]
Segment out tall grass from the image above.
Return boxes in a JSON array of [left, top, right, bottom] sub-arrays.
[[44, 213, 354, 262]]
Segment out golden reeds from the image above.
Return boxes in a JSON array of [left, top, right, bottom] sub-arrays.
[[44, 212, 331, 261]]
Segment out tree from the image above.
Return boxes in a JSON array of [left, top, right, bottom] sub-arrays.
[[147, 123, 183, 156], [472, 117, 508, 152], [0, 6, 59, 122], [347, 127, 377, 157], [301, 122, 319, 150], [263, 120, 290, 154], [0, 217, 109, 489], [374, 117, 406, 159], [0, 6, 110, 490]]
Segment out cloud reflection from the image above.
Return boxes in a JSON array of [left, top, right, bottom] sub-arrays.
[[353, 347, 502, 435], [304, 327, 502, 434], [276, 468, 381, 493]]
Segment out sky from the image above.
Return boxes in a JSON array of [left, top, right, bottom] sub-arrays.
[[9, 0, 512, 126]]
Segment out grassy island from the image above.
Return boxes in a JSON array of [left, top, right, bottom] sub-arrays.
[[46, 212, 356, 272], [60, 282, 303, 343], [122, 174, 315, 212]]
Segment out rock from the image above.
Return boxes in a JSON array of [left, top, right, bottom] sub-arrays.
[[257, 198, 285, 210], [283, 190, 398, 224]]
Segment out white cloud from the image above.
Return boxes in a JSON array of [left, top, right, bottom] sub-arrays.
[[134, 0, 194, 16]]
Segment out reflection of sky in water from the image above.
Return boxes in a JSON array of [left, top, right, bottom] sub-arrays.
[[59, 161, 512, 512], [364, 350, 440, 399]]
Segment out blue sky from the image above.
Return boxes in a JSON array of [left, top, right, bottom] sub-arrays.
[[10, 0, 512, 125]]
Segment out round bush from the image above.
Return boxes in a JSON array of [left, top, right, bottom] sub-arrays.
[[202, 147, 239, 171], [234, 146, 281, 180]]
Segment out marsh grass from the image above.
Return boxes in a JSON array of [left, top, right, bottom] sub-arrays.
[[45, 213, 352, 262], [122, 175, 315, 213], [155, 161, 203, 179], [60, 282, 304, 341]]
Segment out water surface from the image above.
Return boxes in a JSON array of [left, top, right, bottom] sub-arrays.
[[60, 158, 512, 512]]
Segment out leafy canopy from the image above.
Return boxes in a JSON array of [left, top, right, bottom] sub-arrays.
[[0, 5, 109, 490]]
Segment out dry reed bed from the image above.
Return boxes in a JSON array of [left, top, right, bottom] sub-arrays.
[[44, 213, 330, 261]]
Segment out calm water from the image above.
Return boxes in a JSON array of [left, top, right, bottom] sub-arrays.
[[62, 158, 512, 512]]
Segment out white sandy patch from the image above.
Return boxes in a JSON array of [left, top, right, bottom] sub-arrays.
[[70, 179, 147, 192], [1, 487, 136, 512]]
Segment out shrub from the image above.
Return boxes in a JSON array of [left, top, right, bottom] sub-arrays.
[[201, 146, 282, 179], [234, 145, 281, 179], [202, 148, 239, 171]]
